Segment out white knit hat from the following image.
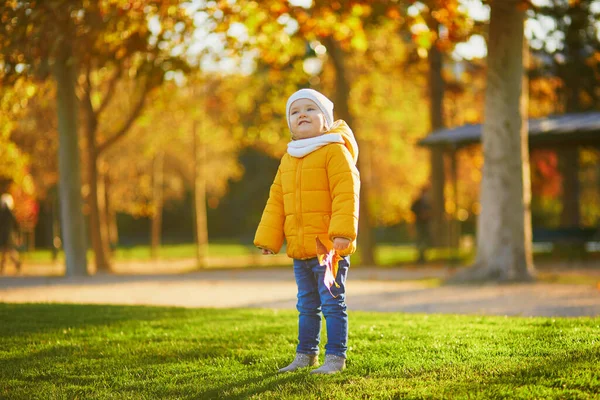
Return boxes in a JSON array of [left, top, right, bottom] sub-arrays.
[[286, 89, 334, 131]]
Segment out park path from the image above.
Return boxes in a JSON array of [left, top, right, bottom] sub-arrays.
[[1, 262, 599, 317]]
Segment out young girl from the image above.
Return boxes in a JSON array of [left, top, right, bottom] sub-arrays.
[[254, 88, 360, 374]]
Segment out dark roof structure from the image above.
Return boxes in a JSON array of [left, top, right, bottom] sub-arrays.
[[418, 111, 600, 149]]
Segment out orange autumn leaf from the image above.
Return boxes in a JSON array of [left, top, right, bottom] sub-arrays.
[[316, 237, 342, 297]]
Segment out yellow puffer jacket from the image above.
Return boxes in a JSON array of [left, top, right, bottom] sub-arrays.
[[254, 120, 360, 260]]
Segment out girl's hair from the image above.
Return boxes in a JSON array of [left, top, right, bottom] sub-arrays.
[[1, 194, 14, 210]]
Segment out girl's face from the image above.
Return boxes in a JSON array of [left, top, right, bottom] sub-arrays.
[[289, 99, 328, 140]]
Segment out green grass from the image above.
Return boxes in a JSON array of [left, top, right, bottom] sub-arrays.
[[20, 243, 468, 266], [19, 243, 259, 264], [113, 243, 257, 259], [18, 241, 600, 264], [373, 245, 473, 266], [0, 304, 598, 399]]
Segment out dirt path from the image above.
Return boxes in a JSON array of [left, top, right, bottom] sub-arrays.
[[1, 265, 599, 317]]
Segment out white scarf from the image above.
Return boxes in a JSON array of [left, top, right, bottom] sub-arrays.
[[287, 134, 344, 158]]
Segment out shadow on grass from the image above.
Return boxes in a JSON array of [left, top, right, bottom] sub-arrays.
[[194, 372, 311, 399], [0, 303, 193, 337], [444, 347, 599, 396], [2, 326, 320, 399], [191, 345, 600, 399], [346, 337, 600, 397], [2, 305, 599, 398]]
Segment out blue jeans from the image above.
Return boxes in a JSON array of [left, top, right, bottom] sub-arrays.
[[293, 256, 349, 358]]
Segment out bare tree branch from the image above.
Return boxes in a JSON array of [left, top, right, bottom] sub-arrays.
[[80, 66, 98, 140], [96, 65, 122, 117], [97, 76, 152, 156]]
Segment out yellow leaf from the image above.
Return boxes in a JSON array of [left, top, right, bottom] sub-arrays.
[[351, 32, 368, 52]]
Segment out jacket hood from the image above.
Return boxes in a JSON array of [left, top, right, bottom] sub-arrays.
[[327, 120, 358, 165]]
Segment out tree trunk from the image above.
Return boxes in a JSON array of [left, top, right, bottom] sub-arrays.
[[193, 122, 209, 268], [558, 147, 580, 227], [325, 36, 376, 265], [558, 5, 585, 228], [97, 159, 112, 255], [51, 189, 61, 261], [449, 150, 460, 254], [84, 112, 112, 272], [151, 152, 164, 260], [453, 0, 534, 282], [564, 3, 585, 114], [27, 229, 35, 252], [428, 33, 448, 248], [82, 75, 151, 272], [53, 42, 88, 277], [104, 168, 118, 250]]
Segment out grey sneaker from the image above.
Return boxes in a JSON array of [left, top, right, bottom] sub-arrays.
[[310, 354, 346, 374], [277, 353, 319, 373]]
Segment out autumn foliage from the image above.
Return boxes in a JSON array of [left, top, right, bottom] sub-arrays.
[[0, 0, 599, 257]]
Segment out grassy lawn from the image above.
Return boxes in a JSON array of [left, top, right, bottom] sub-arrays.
[[0, 304, 598, 399], [18, 243, 259, 264], [22, 242, 595, 267], [19, 243, 472, 266]]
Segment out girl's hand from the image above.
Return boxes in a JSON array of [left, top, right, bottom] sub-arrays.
[[261, 248, 274, 255], [333, 238, 350, 251]]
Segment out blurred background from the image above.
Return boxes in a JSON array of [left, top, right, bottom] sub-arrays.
[[0, 0, 598, 275]]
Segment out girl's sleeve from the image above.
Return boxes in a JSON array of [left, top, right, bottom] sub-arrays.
[[327, 145, 360, 241], [254, 167, 285, 254]]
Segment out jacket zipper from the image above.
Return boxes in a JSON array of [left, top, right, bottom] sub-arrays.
[[295, 158, 304, 255]]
